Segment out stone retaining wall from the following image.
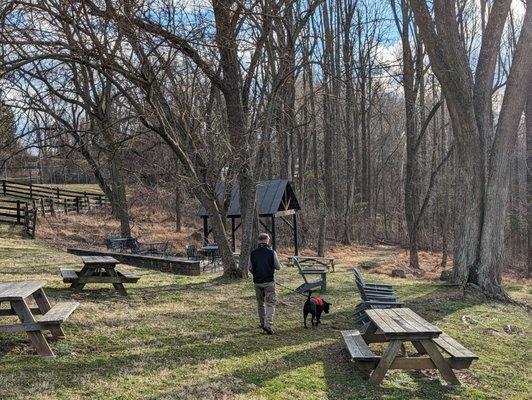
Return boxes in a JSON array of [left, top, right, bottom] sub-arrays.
[[67, 248, 202, 276]]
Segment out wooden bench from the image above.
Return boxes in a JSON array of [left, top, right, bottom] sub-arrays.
[[434, 333, 478, 368], [116, 269, 141, 283], [36, 301, 79, 324], [341, 330, 378, 370], [60, 268, 78, 283]]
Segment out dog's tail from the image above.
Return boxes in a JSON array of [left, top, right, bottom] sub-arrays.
[[307, 290, 312, 300]]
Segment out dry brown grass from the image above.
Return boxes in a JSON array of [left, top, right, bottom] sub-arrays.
[[36, 205, 204, 253], [37, 203, 530, 287]]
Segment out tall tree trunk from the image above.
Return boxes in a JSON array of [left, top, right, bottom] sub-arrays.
[[527, 82, 532, 278], [175, 186, 182, 232], [411, 0, 532, 297]]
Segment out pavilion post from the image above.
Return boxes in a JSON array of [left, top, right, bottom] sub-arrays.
[[203, 216, 209, 245], [271, 215, 276, 250], [231, 216, 236, 252], [293, 213, 299, 255]]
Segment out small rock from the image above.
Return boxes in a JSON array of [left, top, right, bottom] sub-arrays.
[[440, 270, 452, 281], [503, 324, 512, 334], [391, 268, 406, 278], [359, 260, 380, 270]]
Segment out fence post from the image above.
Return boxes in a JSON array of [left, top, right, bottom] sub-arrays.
[[16, 200, 21, 224], [50, 198, 55, 217], [29, 183, 33, 199], [56, 187, 60, 199], [64, 198, 68, 214], [23, 203, 28, 231], [2, 180, 5, 195], [40, 198, 45, 216], [76, 197, 80, 213]]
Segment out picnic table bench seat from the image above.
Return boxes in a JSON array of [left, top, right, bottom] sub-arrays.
[[434, 333, 478, 365], [0, 301, 78, 334], [35, 301, 79, 324], [60, 268, 78, 282], [116, 269, 140, 283], [341, 330, 378, 365]]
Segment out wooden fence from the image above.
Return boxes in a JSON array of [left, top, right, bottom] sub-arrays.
[[0, 199, 37, 238], [1, 180, 108, 216]]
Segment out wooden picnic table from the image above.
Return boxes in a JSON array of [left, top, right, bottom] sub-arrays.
[[61, 256, 139, 296], [0, 280, 78, 357], [342, 307, 478, 385]]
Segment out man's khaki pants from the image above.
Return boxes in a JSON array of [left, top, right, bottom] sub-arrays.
[[254, 281, 276, 329]]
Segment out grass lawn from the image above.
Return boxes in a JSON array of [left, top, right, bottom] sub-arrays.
[[0, 226, 530, 400]]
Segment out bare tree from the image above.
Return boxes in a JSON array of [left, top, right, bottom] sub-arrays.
[[410, 0, 532, 296]]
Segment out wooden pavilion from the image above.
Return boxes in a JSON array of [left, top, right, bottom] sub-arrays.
[[198, 179, 301, 255]]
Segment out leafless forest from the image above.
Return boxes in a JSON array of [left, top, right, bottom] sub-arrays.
[[0, 0, 530, 297]]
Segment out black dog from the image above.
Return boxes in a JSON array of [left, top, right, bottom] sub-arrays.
[[303, 291, 331, 328]]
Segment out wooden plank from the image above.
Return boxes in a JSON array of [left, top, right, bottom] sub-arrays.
[[36, 301, 79, 324], [0, 281, 46, 301], [366, 308, 441, 339], [388, 308, 419, 333], [60, 268, 78, 281], [75, 276, 127, 284], [434, 333, 478, 360], [398, 308, 441, 334], [390, 357, 437, 369], [275, 209, 296, 217], [81, 255, 118, 265], [420, 339, 460, 385], [32, 288, 64, 338], [365, 309, 395, 334], [367, 309, 402, 333], [341, 330, 377, 360], [369, 339, 403, 383], [116, 269, 140, 283], [11, 299, 54, 357]]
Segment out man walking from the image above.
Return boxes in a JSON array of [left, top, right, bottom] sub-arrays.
[[249, 233, 282, 335]]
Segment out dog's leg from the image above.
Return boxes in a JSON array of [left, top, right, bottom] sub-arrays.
[[304, 311, 308, 329]]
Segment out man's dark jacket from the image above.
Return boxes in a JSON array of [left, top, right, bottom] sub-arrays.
[[250, 244, 276, 284]]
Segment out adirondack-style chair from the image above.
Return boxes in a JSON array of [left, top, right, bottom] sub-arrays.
[[294, 257, 327, 294], [353, 269, 397, 301], [353, 269, 403, 325]]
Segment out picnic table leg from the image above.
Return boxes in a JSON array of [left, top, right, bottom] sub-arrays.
[[420, 339, 460, 385], [411, 341, 427, 354], [369, 339, 403, 383], [11, 300, 54, 357], [33, 288, 65, 338], [71, 266, 90, 291], [104, 266, 128, 296]]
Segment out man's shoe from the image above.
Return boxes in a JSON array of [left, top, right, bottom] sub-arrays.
[[263, 326, 273, 335]]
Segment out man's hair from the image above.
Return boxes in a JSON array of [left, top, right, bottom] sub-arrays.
[[258, 233, 270, 242]]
